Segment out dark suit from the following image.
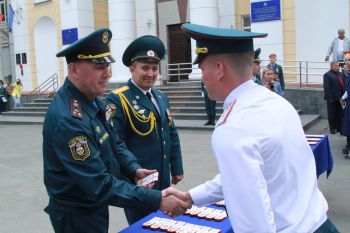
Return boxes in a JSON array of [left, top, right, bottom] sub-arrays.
[[105, 79, 183, 224], [323, 70, 345, 132]]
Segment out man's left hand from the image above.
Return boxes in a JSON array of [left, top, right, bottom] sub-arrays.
[[135, 169, 158, 189], [172, 175, 184, 185]]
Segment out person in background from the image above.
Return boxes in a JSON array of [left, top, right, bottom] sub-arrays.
[[323, 61, 345, 134], [12, 79, 23, 108], [252, 48, 263, 85], [340, 77, 350, 159], [164, 23, 339, 233], [263, 68, 283, 96], [266, 52, 285, 90], [104, 35, 184, 224], [201, 81, 217, 126], [325, 28, 350, 64], [43, 28, 190, 233], [0, 80, 7, 114], [341, 60, 350, 89]]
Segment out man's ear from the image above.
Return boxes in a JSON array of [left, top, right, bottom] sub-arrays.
[[216, 61, 225, 81], [68, 63, 79, 80]]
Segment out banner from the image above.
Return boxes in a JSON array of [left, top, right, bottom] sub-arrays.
[[7, 3, 14, 32]]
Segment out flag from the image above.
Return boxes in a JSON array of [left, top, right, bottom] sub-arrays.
[[7, 3, 14, 32], [0, 13, 4, 22]]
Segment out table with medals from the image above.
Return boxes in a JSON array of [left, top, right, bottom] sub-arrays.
[[306, 134, 334, 178], [119, 201, 233, 233]]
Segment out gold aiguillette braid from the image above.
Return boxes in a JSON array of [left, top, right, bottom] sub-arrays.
[[118, 93, 156, 136]]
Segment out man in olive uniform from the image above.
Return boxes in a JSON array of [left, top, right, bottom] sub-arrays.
[[201, 81, 216, 126], [42, 29, 190, 233], [252, 48, 263, 85], [105, 35, 184, 224]]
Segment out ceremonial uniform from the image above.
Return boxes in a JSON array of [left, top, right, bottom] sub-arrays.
[[105, 35, 183, 224], [181, 23, 338, 233], [267, 62, 285, 90], [43, 28, 161, 233]]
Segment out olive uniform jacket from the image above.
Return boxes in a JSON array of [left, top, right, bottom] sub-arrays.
[[105, 79, 183, 191], [105, 79, 183, 223], [43, 79, 161, 223]]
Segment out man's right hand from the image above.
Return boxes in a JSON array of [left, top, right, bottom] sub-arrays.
[[325, 56, 329, 62], [159, 190, 192, 217]]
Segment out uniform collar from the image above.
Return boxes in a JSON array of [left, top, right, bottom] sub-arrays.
[[130, 78, 152, 95], [64, 78, 100, 117], [223, 79, 255, 110]]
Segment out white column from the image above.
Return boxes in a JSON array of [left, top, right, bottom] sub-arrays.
[[60, 0, 94, 80], [135, 0, 156, 36], [189, 0, 219, 80], [109, 0, 136, 83]]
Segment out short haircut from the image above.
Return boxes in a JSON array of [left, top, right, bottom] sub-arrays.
[[221, 52, 254, 77]]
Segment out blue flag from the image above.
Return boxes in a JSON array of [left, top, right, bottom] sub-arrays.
[[7, 3, 14, 32]]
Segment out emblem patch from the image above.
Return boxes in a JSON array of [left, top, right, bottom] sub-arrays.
[[68, 136, 90, 161], [106, 104, 117, 121], [166, 109, 173, 126]]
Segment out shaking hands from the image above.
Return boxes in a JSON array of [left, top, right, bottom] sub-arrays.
[[160, 187, 193, 217]]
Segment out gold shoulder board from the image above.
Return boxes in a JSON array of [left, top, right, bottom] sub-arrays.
[[112, 86, 129, 95]]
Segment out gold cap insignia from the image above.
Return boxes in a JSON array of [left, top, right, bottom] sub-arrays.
[[195, 47, 208, 55], [147, 50, 155, 57], [68, 136, 90, 161], [102, 31, 109, 44]]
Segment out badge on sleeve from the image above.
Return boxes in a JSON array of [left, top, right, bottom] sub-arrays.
[[106, 103, 116, 121], [68, 136, 91, 161]]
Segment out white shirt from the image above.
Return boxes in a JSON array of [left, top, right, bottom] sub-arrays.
[[190, 80, 328, 233], [337, 38, 344, 60]]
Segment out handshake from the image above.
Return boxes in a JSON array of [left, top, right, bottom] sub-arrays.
[[160, 187, 193, 217]]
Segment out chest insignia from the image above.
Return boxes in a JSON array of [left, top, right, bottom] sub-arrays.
[[133, 104, 139, 110], [68, 136, 90, 161], [106, 103, 117, 121], [135, 95, 140, 100], [99, 132, 109, 144], [70, 99, 83, 119], [96, 126, 101, 133]]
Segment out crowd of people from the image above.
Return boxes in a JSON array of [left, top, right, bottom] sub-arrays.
[[0, 78, 23, 114], [40, 24, 340, 233]]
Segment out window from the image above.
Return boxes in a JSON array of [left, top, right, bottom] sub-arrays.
[[21, 53, 27, 64], [0, 0, 6, 22], [16, 53, 21, 64], [241, 15, 251, 32]]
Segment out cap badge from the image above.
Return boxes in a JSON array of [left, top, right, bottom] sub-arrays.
[[102, 31, 109, 44], [195, 47, 208, 55], [147, 50, 155, 57]]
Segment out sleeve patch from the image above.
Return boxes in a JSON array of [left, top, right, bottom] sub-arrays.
[[68, 136, 90, 161]]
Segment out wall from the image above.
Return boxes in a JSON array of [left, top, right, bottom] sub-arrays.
[[93, 0, 109, 29]]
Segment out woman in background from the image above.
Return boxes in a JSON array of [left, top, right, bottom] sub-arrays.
[[12, 79, 23, 108]]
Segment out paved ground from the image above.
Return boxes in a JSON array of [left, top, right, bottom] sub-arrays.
[[0, 119, 349, 233]]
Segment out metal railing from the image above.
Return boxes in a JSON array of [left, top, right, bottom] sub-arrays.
[[29, 73, 59, 98], [167, 60, 331, 87]]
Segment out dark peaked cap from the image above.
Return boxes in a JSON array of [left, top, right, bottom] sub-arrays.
[[56, 28, 115, 64], [181, 23, 268, 64], [122, 35, 165, 67]]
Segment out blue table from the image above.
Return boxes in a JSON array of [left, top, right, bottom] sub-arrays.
[[309, 135, 333, 178], [119, 205, 233, 233]]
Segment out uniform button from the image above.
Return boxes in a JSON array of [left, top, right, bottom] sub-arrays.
[[163, 141, 166, 145], [161, 127, 164, 131], [164, 154, 166, 159]]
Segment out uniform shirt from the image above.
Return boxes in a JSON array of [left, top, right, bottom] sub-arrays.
[[190, 80, 328, 233], [43, 78, 161, 210]]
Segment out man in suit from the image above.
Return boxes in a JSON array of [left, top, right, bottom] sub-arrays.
[[323, 61, 345, 134], [267, 53, 285, 90], [105, 35, 184, 224]]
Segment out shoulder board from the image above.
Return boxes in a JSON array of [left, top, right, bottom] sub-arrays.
[[112, 86, 129, 95], [70, 99, 83, 119]]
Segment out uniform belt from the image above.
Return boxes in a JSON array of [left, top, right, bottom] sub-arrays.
[[49, 199, 106, 214]]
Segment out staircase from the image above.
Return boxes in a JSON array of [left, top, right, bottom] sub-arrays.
[[0, 81, 320, 130]]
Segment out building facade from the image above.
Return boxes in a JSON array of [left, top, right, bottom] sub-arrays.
[[0, 0, 349, 91]]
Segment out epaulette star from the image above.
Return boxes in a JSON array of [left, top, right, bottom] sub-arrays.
[[70, 99, 83, 119]]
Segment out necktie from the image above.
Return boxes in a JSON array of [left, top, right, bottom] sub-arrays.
[[146, 92, 160, 113]]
